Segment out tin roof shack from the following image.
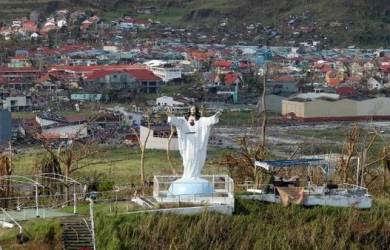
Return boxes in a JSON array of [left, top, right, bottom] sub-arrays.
[[36, 112, 88, 141], [0, 110, 12, 147], [140, 124, 178, 150]]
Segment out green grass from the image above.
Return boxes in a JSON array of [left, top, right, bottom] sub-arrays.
[[61, 201, 140, 215], [187, 0, 238, 12], [102, 10, 128, 22], [12, 145, 230, 184], [151, 8, 188, 24], [0, 218, 62, 250], [218, 110, 254, 126]]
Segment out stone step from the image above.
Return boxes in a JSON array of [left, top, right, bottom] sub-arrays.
[[63, 235, 92, 239], [61, 216, 93, 250], [62, 236, 91, 241], [63, 232, 91, 235], [63, 229, 91, 232]]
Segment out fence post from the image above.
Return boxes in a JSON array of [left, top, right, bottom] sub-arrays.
[[35, 184, 39, 218], [86, 198, 96, 250], [73, 185, 77, 214]]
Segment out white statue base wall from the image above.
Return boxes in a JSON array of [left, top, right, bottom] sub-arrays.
[[168, 177, 214, 197], [153, 175, 235, 208]]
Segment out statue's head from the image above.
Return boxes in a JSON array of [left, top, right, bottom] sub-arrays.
[[186, 105, 201, 125]]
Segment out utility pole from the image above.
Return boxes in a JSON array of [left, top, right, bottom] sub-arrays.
[[260, 63, 268, 148]]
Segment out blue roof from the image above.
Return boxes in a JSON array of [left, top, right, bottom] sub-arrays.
[[256, 159, 325, 168], [254, 158, 329, 176]]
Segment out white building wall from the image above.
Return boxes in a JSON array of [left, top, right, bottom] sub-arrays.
[[140, 126, 179, 150], [151, 67, 182, 83], [2, 96, 30, 110], [303, 99, 356, 118], [283, 97, 390, 118], [156, 96, 184, 107], [35, 117, 58, 127], [355, 97, 390, 116], [258, 95, 286, 114], [282, 100, 305, 117]]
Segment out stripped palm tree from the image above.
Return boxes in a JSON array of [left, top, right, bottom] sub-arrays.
[[35, 152, 62, 195], [0, 155, 12, 208]]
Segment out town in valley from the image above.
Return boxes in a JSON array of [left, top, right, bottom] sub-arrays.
[[0, 1, 390, 249]]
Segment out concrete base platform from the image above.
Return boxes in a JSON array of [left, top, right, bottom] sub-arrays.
[[168, 177, 214, 197]]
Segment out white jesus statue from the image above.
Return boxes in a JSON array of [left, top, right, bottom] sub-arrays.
[[167, 105, 222, 196]]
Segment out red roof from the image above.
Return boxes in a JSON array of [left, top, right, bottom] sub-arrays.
[[22, 118, 40, 130], [224, 72, 240, 85], [239, 62, 251, 68], [64, 114, 87, 123], [37, 73, 51, 83], [22, 20, 38, 32], [0, 67, 41, 73], [346, 76, 361, 82], [12, 55, 29, 60], [187, 49, 215, 61], [380, 62, 390, 73], [0, 76, 6, 85], [213, 60, 232, 68], [320, 65, 333, 74], [336, 87, 357, 96], [85, 68, 161, 81], [127, 69, 161, 81], [133, 19, 150, 25], [49, 64, 146, 74]]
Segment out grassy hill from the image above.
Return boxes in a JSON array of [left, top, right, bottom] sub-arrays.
[[0, 0, 389, 46], [94, 198, 390, 249]]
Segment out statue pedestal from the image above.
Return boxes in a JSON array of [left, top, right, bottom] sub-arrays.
[[168, 177, 214, 197], [153, 175, 234, 209]]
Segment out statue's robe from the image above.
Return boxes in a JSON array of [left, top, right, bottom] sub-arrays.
[[168, 114, 219, 178]]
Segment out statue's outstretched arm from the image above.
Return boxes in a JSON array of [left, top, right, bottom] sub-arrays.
[[215, 109, 223, 118], [166, 107, 183, 128], [205, 109, 223, 126]]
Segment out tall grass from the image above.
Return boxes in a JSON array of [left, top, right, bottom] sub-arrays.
[[95, 198, 390, 250]]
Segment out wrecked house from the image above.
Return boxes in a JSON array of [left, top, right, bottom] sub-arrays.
[[36, 112, 88, 140]]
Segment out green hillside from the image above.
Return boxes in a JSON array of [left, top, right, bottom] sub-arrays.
[[130, 0, 390, 47], [0, 0, 389, 47]]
